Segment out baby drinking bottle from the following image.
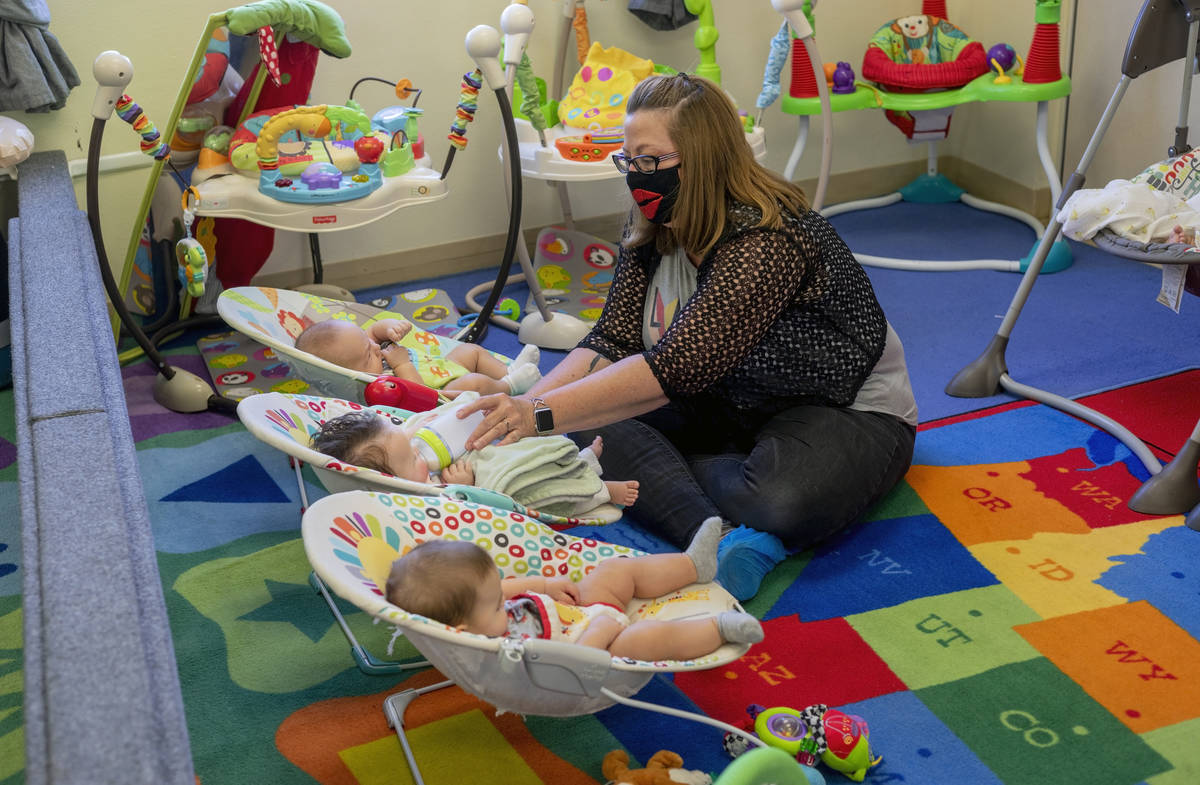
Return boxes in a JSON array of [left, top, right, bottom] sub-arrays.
[[411, 402, 486, 470]]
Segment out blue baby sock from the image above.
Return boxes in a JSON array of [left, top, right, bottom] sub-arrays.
[[715, 526, 788, 601]]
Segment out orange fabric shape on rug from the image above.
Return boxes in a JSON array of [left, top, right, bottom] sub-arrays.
[[1015, 600, 1200, 734]]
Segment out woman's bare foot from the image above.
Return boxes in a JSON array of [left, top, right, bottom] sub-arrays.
[[590, 436, 604, 458], [605, 479, 639, 506]]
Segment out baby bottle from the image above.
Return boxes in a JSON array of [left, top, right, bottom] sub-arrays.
[[411, 401, 486, 470]]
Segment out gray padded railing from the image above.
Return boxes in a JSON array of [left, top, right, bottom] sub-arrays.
[[11, 151, 194, 784]]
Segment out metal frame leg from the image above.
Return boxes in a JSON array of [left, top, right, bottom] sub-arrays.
[[308, 571, 431, 676], [383, 680, 457, 785], [1128, 418, 1200, 514], [948, 71, 1199, 508], [599, 684, 765, 753]]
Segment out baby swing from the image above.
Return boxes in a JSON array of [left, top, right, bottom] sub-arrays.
[[761, 0, 1074, 272], [461, 0, 771, 349], [301, 488, 767, 783], [948, 0, 1200, 529]]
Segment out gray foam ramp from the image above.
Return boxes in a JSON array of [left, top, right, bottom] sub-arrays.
[[12, 151, 194, 785]]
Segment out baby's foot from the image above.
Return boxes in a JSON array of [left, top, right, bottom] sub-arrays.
[[606, 479, 639, 506], [511, 343, 540, 369], [503, 363, 542, 395], [716, 610, 764, 644], [686, 517, 722, 583], [589, 436, 603, 458]]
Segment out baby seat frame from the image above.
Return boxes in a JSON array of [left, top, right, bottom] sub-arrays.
[[301, 489, 767, 784]]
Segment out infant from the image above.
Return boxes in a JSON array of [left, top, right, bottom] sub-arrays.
[[386, 519, 763, 661], [311, 409, 641, 510], [295, 318, 542, 396]]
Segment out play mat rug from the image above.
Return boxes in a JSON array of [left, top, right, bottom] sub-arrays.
[[4, 365, 1199, 783], [527, 227, 615, 323], [61, 366, 1199, 783], [198, 287, 460, 400]]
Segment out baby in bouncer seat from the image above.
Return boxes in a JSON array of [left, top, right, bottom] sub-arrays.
[[386, 519, 763, 660], [294, 317, 543, 396], [311, 409, 641, 514]]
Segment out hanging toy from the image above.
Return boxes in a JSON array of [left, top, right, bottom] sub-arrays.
[[572, 3, 591, 64], [176, 187, 210, 298], [447, 69, 482, 151], [756, 20, 790, 122], [258, 26, 283, 87], [440, 68, 482, 180], [115, 94, 171, 160], [515, 52, 547, 145]]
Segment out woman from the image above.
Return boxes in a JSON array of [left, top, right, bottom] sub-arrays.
[[460, 73, 917, 600]]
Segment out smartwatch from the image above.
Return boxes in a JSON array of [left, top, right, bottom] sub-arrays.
[[531, 397, 554, 435]]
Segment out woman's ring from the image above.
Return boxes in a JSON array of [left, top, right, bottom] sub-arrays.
[[504, 419, 512, 432]]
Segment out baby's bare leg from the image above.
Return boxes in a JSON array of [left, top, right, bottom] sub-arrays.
[[443, 373, 510, 395], [608, 618, 722, 661], [447, 344, 509, 378], [575, 613, 624, 651], [576, 552, 698, 608]]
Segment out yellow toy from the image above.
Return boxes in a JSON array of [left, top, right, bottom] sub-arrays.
[[557, 42, 654, 130]]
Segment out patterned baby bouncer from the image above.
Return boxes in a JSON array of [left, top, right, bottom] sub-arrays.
[[302, 489, 765, 779], [216, 286, 503, 402], [237, 390, 623, 525]]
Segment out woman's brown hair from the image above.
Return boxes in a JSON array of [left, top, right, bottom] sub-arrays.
[[621, 73, 810, 257]]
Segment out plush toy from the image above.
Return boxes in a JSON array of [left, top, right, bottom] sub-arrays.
[[602, 749, 712, 785]]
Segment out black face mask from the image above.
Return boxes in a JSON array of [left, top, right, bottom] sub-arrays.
[[627, 165, 681, 224]]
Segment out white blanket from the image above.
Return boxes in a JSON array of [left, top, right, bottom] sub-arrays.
[[1057, 179, 1200, 244]]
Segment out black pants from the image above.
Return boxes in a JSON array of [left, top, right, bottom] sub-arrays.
[[572, 403, 916, 551]]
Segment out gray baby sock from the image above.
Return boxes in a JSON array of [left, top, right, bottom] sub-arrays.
[[717, 611, 764, 644], [686, 517, 723, 583]]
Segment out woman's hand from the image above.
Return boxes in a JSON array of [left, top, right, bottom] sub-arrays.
[[457, 392, 535, 450]]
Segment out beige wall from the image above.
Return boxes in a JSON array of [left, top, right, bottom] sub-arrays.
[[3, 0, 1193, 280]]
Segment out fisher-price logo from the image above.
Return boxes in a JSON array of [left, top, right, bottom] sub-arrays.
[[312, 215, 338, 225]]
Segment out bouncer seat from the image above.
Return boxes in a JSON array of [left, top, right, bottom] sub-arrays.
[[301, 488, 762, 780], [216, 285, 504, 402], [237, 391, 623, 524]]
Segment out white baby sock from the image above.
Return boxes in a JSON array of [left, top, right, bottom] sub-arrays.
[[503, 363, 542, 395], [686, 517, 723, 583], [716, 611, 764, 644], [511, 343, 541, 369]]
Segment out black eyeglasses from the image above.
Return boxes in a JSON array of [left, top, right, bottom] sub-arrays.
[[611, 151, 680, 175]]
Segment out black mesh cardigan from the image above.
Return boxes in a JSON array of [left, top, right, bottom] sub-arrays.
[[578, 200, 888, 433]]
